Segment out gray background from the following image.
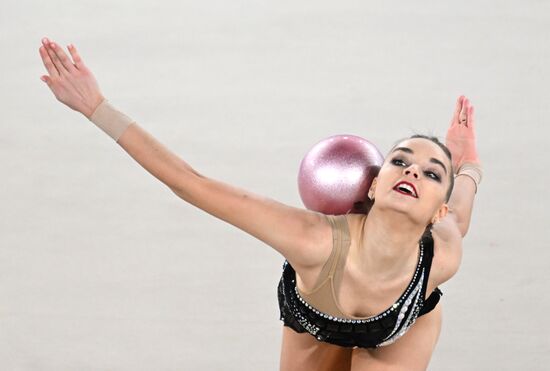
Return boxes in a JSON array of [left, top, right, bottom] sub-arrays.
[[1, 0, 548, 370]]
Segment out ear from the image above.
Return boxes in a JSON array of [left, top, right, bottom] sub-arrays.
[[368, 177, 378, 198], [431, 203, 449, 224]]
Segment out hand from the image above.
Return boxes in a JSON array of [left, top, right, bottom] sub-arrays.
[[445, 95, 481, 172], [39, 37, 105, 119]]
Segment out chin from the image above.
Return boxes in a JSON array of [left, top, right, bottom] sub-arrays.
[[376, 194, 422, 216], [377, 198, 412, 212]]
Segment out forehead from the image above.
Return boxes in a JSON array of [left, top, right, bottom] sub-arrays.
[[396, 138, 443, 154], [388, 138, 450, 165]]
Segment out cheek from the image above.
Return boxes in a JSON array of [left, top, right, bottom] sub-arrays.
[[430, 184, 448, 204], [377, 165, 393, 179]]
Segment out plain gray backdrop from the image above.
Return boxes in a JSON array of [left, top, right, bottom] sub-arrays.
[[1, 0, 549, 370]]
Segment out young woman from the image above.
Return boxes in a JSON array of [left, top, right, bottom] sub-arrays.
[[38, 37, 482, 370]]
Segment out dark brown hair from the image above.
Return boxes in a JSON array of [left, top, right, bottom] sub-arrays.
[[352, 134, 454, 232]]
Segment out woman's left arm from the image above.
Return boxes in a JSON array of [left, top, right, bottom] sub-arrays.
[[446, 172, 477, 237], [444, 95, 483, 237]]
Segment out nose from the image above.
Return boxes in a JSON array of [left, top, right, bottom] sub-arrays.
[[404, 165, 419, 179]]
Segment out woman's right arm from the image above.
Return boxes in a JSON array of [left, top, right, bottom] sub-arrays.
[[115, 122, 332, 271], [38, 37, 332, 272]]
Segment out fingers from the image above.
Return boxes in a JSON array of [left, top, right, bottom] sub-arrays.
[[42, 38, 64, 76], [49, 42, 78, 74], [39, 38, 60, 78], [459, 97, 469, 124], [460, 98, 476, 131], [40, 37, 77, 78], [451, 95, 465, 127], [455, 95, 464, 117], [468, 105, 475, 131], [67, 43, 85, 70]]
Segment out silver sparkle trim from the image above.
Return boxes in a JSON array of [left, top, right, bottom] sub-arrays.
[[291, 239, 425, 324], [377, 269, 425, 347]]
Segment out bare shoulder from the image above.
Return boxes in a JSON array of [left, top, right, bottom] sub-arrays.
[[296, 211, 334, 268]]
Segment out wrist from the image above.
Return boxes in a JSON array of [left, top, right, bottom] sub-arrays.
[[88, 99, 135, 141], [83, 95, 107, 120], [459, 157, 481, 167], [454, 163, 483, 194]]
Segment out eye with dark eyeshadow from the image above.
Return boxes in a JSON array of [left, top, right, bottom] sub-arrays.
[[426, 171, 441, 181], [390, 157, 441, 182], [390, 158, 406, 167]]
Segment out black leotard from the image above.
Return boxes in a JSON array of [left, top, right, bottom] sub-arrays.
[[277, 217, 442, 348]]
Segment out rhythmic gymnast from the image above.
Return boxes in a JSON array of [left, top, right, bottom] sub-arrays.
[[38, 37, 482, 371]]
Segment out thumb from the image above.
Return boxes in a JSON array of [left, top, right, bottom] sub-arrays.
[[40, 75, 49, 84]]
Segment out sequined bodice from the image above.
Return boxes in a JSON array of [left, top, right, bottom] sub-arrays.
[[295, 216, 425, 322], [277, 214, 442, 349]]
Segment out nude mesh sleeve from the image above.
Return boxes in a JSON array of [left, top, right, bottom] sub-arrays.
[[88, 98, 135, 142]]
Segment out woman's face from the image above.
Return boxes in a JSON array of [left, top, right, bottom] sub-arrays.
[[370, 138, 452, 225]]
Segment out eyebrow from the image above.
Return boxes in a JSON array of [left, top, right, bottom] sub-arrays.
[[390, 147, 448, 175]]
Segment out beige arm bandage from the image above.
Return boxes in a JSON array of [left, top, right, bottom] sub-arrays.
[[454, 162, 483, 194], [88, 99, 135, 142]]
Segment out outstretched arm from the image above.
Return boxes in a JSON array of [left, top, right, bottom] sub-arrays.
[[429, 96, 482, 285], [444, 95, 483, 237], [38, 37, 332, 272], [116, 122, 330, 273]]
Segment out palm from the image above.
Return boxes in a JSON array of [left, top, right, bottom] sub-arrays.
[[38, 37, 105, 119], [445, 95, 480, 172]]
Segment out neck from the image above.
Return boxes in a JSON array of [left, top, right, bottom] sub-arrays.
[[354, 204, 427, 280]]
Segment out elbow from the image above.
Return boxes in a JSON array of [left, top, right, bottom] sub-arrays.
[[447, 209, 470, 238], [170, 169, 204, 201], [457, 220, 469, 238]]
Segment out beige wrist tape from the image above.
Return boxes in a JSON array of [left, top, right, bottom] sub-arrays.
[[88, 99, 135, 142], [455, 162, 483, 194]]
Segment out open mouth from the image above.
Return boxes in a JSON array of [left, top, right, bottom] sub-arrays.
[[392, 182, 418, 198]]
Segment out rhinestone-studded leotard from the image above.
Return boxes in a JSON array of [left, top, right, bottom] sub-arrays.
[[277, 213, 442, 348]]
